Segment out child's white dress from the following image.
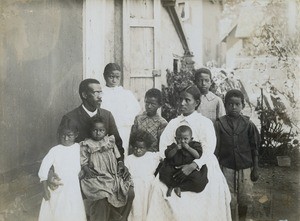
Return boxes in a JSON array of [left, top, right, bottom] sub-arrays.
[[38, 143, 86, 221], [101, 86, 141, 155], [125, 152, 161, 221]]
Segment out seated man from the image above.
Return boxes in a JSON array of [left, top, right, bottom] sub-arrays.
[[49, 78, 134, 221]]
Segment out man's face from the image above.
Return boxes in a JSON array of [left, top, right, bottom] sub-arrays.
[[83, 83, 102, 111], [195, 73, 212, 94]]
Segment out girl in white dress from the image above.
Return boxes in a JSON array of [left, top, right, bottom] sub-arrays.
[[38, 118, 86, 221], [146, 85, 232, 221], [126, 130, 161, 221], [101, 63, 141, 156]]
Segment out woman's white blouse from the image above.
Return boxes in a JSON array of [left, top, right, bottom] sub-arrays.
[[159, 111, 216, 168]]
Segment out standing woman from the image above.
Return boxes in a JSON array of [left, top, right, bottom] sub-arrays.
[[147, 85, 232, 221], [101, 63, 141, 156]]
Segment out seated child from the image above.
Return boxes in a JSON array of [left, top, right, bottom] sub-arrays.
[[80, 116, 133, 208], [125, 130, 161, 221], [159, 125, 208, 197], [215, 89, 260, 220], [101, 63, 141, 155], [130, 88, 168, 154], [38, 118, 86, 221]]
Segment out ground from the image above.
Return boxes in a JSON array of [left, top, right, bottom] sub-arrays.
[[5, 155, 300, 221]]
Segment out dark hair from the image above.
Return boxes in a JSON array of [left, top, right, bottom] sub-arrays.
[[103, 63, 121, 80], [89, 116, 107, 132], [181, 85, 201, 109], [79, 78, 100, 100], [224, 89, 245, 108], [145, 88, 162, 105], [57, 118, 79, 136], [129, 130, 153, 149], [175, 125, 193, 137], [194, 68, 212, 82]]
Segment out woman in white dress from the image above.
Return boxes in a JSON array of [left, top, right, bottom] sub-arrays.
[[101, 63, 141, 156], [146, 85, 232, 221], [38, 118, 86, 221]]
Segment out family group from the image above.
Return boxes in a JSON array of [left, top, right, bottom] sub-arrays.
[[37, 63, 260, 221]]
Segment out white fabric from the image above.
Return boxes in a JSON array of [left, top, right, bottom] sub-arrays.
[[38, 144, 86, 221], [101, 86, 141, 155], [82, 104, 97, 117], [125, 152, 161, 221], [147, 111, 232, 221]]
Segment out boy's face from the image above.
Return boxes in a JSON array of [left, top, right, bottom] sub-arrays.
[[132, 141, 147, 157], [106, 70, 121, 88], [175, 131, 192, 145], [91, 122, 107, 141], [60, 129, 77, 146], [145, 97, 160, 116], [225, 96, 243, 118], [195, 73, 212, 94]]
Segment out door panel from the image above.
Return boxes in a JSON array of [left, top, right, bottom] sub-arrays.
[[123, 0, 161, 109]]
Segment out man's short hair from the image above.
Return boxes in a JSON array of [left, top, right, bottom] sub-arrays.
[[79, 78, 100, 100]]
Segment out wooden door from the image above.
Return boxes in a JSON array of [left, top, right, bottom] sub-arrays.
[[123, 0, 161, 109]]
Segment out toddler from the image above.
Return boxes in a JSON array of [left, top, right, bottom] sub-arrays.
[[101, 63, 141, 156], [194, 68, 226, 122], [38, 118, 86, 221], [215, 89, 260, 221], [130, 88, 168, 154], [126, 130, 161, 221], [159, 125, 208, 197], [80, 116, 133, 208]]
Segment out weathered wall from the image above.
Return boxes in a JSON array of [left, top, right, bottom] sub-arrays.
[[0, 0, 83, 216]]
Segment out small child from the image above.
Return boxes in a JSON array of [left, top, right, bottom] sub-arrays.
[[101, 63, 141, 156], [159, 125, 208, 197], [38, 118, 86, 221], [126, 130, 161, 221], [129, 88, 168, 154], [215, 89, 260, 221], [194, 68, 226, 122], [80, 116, 133, 208]]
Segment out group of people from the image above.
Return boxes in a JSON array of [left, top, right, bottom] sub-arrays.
[[37, 63, 260, 221]]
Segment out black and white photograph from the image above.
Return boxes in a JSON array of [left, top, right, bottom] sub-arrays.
[[0, 0, 299, 220]]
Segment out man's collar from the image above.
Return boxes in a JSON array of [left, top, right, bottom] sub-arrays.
[[201, 91, 216, 101], [82, 104, 97, 117]]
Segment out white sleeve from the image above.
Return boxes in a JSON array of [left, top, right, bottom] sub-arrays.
[[38, 148, 55, 182], [159, 119, 177, 158], [124, 91, 141, 125], [194, 119, 217, 168]]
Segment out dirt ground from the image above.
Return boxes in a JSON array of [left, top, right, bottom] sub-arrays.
[[18, 155, 300, 221], [246, 156, 300, 221]]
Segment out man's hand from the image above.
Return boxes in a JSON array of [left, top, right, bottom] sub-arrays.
[[250, 168, 259, 182], [83, 165, 99, 179], [48, 170, 63, 190], [117, 161, 131, 181]]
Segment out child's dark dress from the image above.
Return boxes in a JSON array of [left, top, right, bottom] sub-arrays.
[[159, 141, 208, 193]]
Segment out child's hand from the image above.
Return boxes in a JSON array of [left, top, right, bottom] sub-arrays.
[[177, 144, 182, 150], [250, 168, 259, 182], [48, 172, 63, 190], [43, 188, 51, 201], [181, 143, 190, 150], [117, 161, 131, 181]]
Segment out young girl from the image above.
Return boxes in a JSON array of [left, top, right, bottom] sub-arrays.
[[38, 118, 86, 221], [215, 89, 260, 221], [126, 130, 161, 221], [80, 116, 133, 209], [159, 125, 208, 197], [101, 63, 141, 156]]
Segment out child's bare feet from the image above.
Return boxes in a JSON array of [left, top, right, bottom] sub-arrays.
[[166, 187, 173, 197], [174, 187, 181, 198]]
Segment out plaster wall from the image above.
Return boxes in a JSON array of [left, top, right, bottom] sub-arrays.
[[0, 0, 83, 174]]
